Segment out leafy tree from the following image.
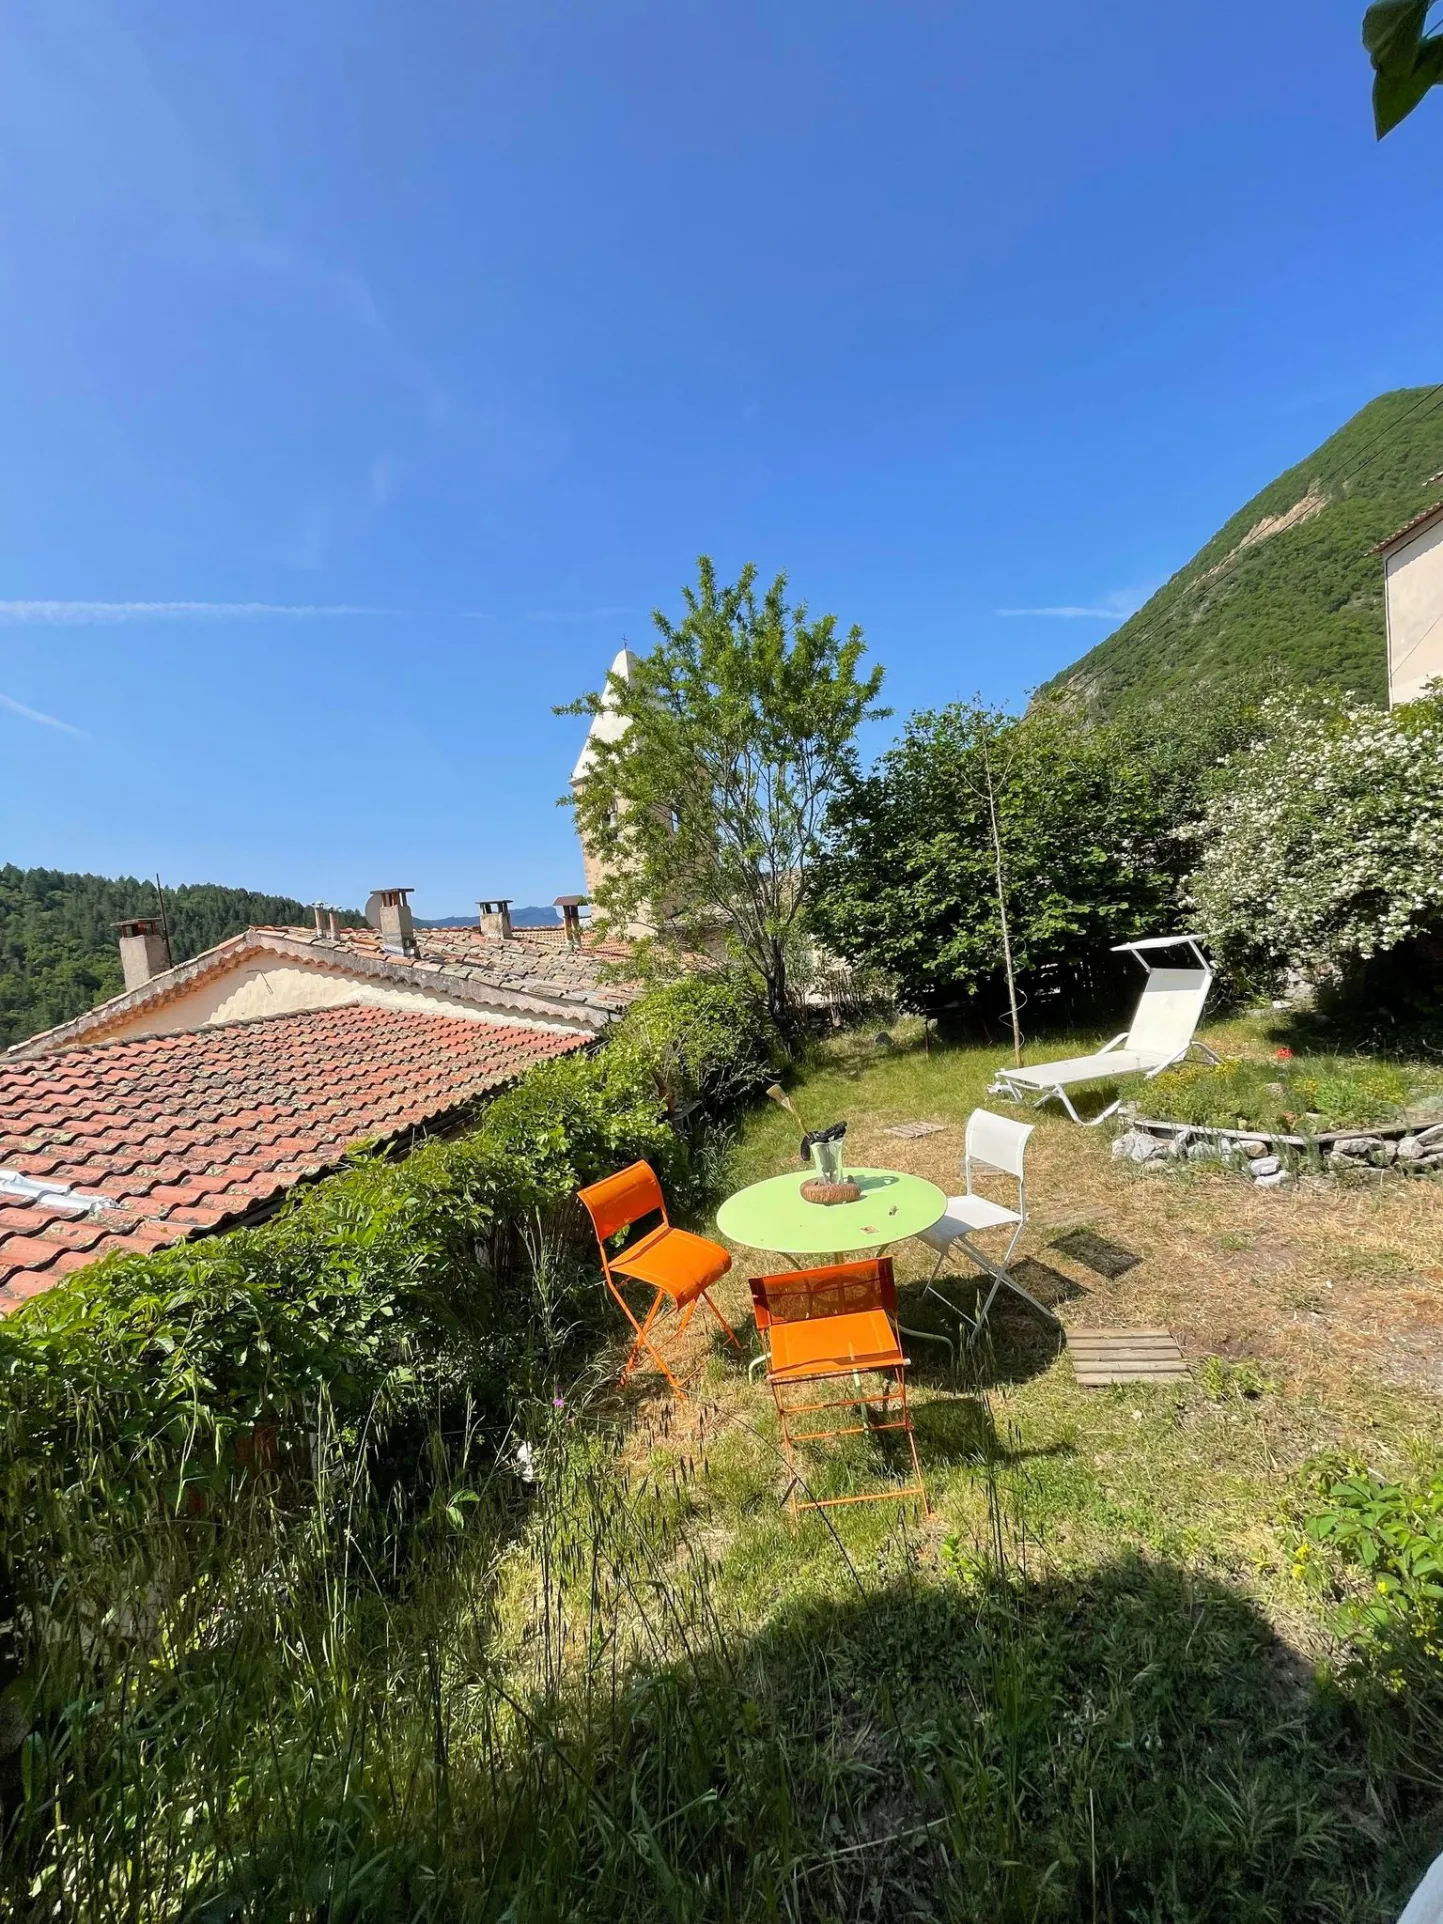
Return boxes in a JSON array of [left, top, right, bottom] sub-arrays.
[[563, 558, 886, 1043], [812, 696, 1261, 1032], [1187, 689, 1443, 987], [1365, 1, 1443, 136]]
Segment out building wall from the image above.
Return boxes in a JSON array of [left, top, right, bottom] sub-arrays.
[[1386, 516, 1443, 706], [90, 957, 583, 1044]]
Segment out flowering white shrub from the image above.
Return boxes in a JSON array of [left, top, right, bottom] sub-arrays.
[[1188, 689, 1443, 976]]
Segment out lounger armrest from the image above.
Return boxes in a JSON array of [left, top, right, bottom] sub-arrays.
[[1140, 1041, 1212, 1080], [1097, 1033, 1129, 1055]]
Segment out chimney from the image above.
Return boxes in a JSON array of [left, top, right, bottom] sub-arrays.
[[326, 908, 339, 940], [313, 903, 324, 934], [478, 897, 513, 941], [116, 916, 172, 992], [376, 887, 418, 957], [555, 895, 587, 949]]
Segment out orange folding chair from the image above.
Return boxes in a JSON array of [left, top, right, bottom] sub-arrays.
[[749, 1257, 928, 1518], [578, 1160, 741, 1399]]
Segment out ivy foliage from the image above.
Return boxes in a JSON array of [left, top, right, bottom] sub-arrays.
[[811, 694, 1259, 1023]]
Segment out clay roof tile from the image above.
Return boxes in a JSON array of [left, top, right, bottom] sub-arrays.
[[0, 1004, 587, 1312]]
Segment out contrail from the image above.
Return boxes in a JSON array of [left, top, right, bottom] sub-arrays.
[[0, 691, 89, 738], [0, 600, 401, 624]]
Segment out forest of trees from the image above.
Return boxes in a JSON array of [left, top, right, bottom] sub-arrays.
[[1041, 386, 1443, 714], [0, 866, 362, 1049]]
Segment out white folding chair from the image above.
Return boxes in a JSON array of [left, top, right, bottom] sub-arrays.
[[917, 1109, 1059, 1344]]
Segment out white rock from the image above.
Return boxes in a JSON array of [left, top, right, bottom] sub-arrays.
[[1415, 1123, 1443, 1149], [1248, 1155, 1282, 1178], [1397, 1136, 1425, 1162], [1329, 1136, 1381, 1158], [1112, 1130, 1161, 1162], [1255, 1170, 1290, 1189]]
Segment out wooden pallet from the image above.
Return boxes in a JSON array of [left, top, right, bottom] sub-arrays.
[[1067, 1328, 1189, 1387]]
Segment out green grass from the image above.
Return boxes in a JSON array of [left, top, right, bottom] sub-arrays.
[[1143, 1052, 1438, 1134], [10, 1380, 1435, 1922], [5, 1020, 1443, 1920]]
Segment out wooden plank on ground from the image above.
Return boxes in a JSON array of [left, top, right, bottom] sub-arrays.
[[1066, 1327, 1189, 1388]]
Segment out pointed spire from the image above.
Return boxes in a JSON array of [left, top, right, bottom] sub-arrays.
[[571, 647, 639, 785]]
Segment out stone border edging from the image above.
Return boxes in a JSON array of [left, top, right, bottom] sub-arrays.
[[1113, 1114, 1443, 1187]]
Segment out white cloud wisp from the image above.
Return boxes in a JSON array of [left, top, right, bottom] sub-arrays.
[[0, 601, 397, 625], [0, 691, 89, 739], [995, 586, 1152, 622]]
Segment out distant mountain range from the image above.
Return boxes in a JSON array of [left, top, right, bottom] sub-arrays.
[[1041, 386, 1443, 714], [417, 907, 561, 929]]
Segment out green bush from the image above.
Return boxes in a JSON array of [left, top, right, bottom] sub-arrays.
[[0, 977, 775, 1914], [1188, 691, 1443, 985], [1301, 1466, 1443, 1654], [812, 693, 1261, 1024], [1296, 1463, 1443, 1798]]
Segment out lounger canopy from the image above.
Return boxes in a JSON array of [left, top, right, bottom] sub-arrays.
[[989, 935, 1216, 1125]]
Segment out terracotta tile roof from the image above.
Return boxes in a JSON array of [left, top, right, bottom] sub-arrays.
[[264, 921, 638, 992], [8, 922, 637, 1059], [0, 1004, 587, 1313], [1372, 497, 1443, 556]]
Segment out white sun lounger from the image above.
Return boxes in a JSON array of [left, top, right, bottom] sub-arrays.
[[988, 935, 1217, 1125]]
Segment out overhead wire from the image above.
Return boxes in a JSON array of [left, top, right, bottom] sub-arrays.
[[1387, 601, 1443, 683], [1324, 381, 1443, 492]]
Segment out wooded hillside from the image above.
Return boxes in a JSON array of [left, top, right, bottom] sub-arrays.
[[0, 866, 362, 1049], [1041, 386, 1443, 713]]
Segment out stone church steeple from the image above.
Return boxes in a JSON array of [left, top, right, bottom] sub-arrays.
[[570, 646, 639, 908]]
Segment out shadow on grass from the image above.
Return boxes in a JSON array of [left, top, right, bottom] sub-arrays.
[[140, 1556, 1441, 1924], [1050, 1228, 1142, 1279], [895, 1277, 1067, 1397], [1260, 946, 1443, 1063]]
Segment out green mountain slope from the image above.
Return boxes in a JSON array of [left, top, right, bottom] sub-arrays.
[[0, 866, 363, 1050], [1041, 387, 1443, 713]]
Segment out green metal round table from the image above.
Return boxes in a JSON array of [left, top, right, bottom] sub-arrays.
[[717, 1166, 953, 1372], [716, 1166, 947, 1258]]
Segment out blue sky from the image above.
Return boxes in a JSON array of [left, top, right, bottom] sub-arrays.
[[2, 0, 1438, 916]]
